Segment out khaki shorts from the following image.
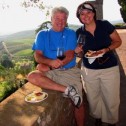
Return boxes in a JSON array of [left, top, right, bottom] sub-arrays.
[[45, 67, 83, 97]]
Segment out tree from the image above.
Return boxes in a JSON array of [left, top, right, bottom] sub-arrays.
[[118, 0, 126, 23], [35, 21, 52, 34], [0, 0, 51, 16], [0, 54, 14, 68], [21, 0, 51, 16]]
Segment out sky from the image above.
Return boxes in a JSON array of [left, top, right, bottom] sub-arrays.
[[0, 0, 123, 36]]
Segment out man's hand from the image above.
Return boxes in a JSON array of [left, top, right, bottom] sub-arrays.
[[49, 59, 63, 69]]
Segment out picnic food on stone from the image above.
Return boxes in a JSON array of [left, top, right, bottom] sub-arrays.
[[25, 91, 47, 102]]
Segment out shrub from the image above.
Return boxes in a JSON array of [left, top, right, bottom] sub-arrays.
[[0, 81, 17, 102]]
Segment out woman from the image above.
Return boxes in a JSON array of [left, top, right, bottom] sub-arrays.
[[75, 2, 122, 126]]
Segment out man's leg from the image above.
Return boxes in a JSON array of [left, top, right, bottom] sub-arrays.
[[27, 70, 82, 107], [74, 102, 85, 126], [27, 70, 66, 92]]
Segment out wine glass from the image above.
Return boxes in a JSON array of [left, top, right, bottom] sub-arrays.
[[77, 34, 86, 47], [57, 47, 66, 60], [76, 34, 86, 57], [57, 47, 66, 69]]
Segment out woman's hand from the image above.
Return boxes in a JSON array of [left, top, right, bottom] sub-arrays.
[[75, 45, 83, 53], [75, 45, 84, 58], [97, 48, 110, 54]]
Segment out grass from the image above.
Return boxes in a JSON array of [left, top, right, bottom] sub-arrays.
[[6, 38, 34, 45], [14, 49, 33, 56]]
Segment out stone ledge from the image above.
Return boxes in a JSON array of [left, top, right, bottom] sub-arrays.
[[0, 82, 76, 126]]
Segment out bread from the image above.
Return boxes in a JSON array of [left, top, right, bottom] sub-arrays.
[[85, 50, 102, 57], [85, 50, 96, 57], [35, 92, 46, 100]]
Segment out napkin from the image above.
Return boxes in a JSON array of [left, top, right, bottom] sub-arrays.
[[88, 58, 96, 64], [87, 53, 104, 64]]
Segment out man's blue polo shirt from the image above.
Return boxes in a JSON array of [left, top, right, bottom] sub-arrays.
[[32, 28, 77, 69], [76, 20, 118, 69]]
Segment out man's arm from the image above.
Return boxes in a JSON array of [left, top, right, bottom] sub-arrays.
[[62, 50, 75, 65], [34, 50, 64, 69]]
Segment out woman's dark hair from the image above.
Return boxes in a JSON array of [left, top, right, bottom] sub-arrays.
[[76, 2, 96, 24]]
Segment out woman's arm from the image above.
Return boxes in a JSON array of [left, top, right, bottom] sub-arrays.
[[97, 30, 122, 54]]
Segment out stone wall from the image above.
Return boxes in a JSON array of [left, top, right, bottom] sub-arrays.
[[0, 83, 76, 126], [34, 90, 76, 126]]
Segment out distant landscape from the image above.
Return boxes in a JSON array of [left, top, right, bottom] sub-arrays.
[[0, 30, 36, 42], [0, 24, 82, 58], [0, 24, 82, 42], [0, 19, 124, 42]]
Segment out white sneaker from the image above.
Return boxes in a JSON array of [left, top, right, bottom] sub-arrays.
[[64, 85, 82, 108]]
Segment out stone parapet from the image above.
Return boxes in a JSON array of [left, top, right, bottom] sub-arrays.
[[0, 82, 76, 126]]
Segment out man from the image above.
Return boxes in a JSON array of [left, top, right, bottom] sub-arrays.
[[27, 6, 85, 126]]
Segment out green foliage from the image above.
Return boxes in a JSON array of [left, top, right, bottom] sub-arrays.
[[6, 38, 34, 44], [21, 0, 52, 17], [14, 49, 33, 56], [0, 28, 37, 102], [118, 0, 126, 22], [0, 58, 35, 102], [114, 23, 126, 28], [0, 65, 5, 77], [0, 65, 5, 70], [0, 40, 33, 57], [14, 59, 34, 75], [21, 0, 45, 9], [1, 60, 14, 68], [35, 21, 52, 34], [0, 54, 14, 68], [1, 54, 9, 60], [0, 81, 18, 102]]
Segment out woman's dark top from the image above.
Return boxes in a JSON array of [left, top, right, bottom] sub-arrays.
[[76, 20, 118, 69]]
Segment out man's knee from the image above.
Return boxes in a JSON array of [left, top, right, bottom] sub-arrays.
[[27, 71, 43, 84]]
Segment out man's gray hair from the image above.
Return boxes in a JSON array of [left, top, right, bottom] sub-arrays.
[[51, 6, 69, 18]]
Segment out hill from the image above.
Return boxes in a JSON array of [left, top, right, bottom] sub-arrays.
[[0, 29, 36, 42], [1, 21, 125, 42], [0, 24, 81, 42]]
